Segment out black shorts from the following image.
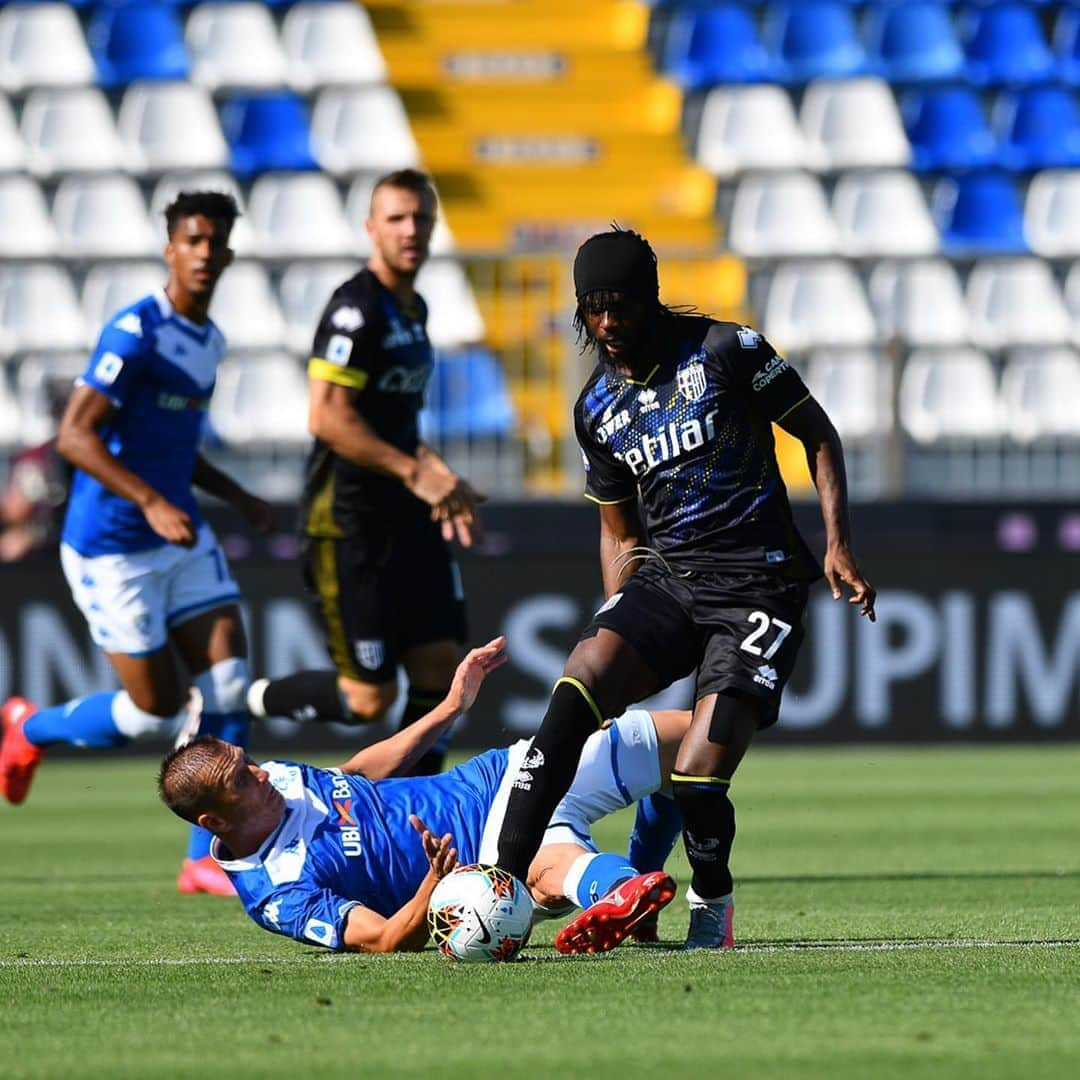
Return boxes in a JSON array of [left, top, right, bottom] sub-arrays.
[[584, 561, 809, 728], [303, 523, 467, 685]]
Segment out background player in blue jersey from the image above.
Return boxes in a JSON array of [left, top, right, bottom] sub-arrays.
[[494, 227, 877, 951], [158, 636, 689, 954], [0, 191, 272, 897]]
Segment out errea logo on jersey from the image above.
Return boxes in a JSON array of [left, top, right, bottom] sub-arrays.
[[754, 664, 778, 689], [637, 388, 660, 413]]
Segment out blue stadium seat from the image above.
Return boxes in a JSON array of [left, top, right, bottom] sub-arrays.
[[1054, 7, 1080, 87], [765, 1, 867, 84], [995, 86, 1080, 171], [902, 86, 997, 172], [219, 92, 317, 178], [660, 5, 774, 89], [932, 172, 1027, 254], [423, 349, 515, 441], [961, 2, 1055, 87], [865, 2, 965, 83], [88, 2, 189, 88]]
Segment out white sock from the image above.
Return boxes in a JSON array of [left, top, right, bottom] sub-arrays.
[[686, 886, 733, 908]]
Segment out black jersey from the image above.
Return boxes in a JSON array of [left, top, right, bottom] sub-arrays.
[[301, 268, 433, 538], [574, 316, 820, 579]]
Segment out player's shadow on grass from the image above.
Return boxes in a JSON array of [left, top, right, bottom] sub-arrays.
[[739, 869, 1080, 885]]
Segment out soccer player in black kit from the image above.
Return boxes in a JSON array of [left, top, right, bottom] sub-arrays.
[[496, 228, 876, 952], [247, 170, 481, 775]]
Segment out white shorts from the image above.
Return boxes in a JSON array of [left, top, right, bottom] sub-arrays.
[[60, 524, 242, 656], [478, 708, 662, 863]]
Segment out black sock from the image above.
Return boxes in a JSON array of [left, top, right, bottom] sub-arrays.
[[671, 775, 736, 899], [495, 678, 602, 881], [260, 670, 352, 725], [398, 687, 447, 776]]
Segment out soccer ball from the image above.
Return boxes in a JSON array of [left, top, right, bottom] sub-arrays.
[[428, 864, 534, 963]]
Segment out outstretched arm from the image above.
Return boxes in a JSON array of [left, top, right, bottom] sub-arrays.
[[779, 398, 876, 621], [338, 637, 507, 779]]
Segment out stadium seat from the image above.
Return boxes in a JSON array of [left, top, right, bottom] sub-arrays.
[[1000, 347, 1080, 441], [220, 91, 317, 177], [832, 170, 938, 257], [208, 261, 287, 351], [247, 172, 353, 258], [1024, 170, 1080, 257], [762, 260, 876, 352], [87, 1, 189, 87], [800, 77, 909, 171], [422, 347, 515, 440], [12, 352, 86, 445], [694, 85, 806, 177], [932, 172, 1027, 255], [960, 3, 1055, 87], [52, 174, 158, 259], [764, 1, 867, 85], [0, 94, 23, 171], [0, 3, 95, 92], [864, 2, 965, 83], [343, 175, 456, 256], [20, 87, 124, 176], [902, 86, 997, 173], [899, 349, 1003, 442], [118, 82, 228, 174], [186, 2, 288, 90], [660, 5, 775, 89], [728, 172, 838, 258], [804, 349, 892, 440], [416, 259, 486, 349], [81, 262, 166, 346], [209, 353, 310, 446], [310, 86, 421, 176], [149, 170, 255, 255], [1060, 260, 1080, 342], [0, 368, 22, 448], [0, 174, 57, 258], [282, 1, 386, 91], [1055, 6, 1080, 87], [994, 86, 1080, 172], [965, 258, 1069, 350], [867, 259, 970, 346], [278, 259, 359, 353], [0, 264, 86, 357]]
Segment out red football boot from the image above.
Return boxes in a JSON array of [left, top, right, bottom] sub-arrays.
[[0, 697, 45, 805], [177, 855, 237, 896], [554, 871, 676, 955]]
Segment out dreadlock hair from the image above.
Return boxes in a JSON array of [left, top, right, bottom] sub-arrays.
[[164, 190, 241, 239], [157, 734, 233, 824]]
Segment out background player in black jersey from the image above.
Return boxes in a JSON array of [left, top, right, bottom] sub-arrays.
[[247, 170, 482, 775], [495, 227, 876, 951]]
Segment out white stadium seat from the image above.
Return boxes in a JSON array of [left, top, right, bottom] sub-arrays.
[[0, 175, 58, 258], [868, 259, 970, 346], [805, 349, 893, 440], [283, 1, 386, 91], [1024, 170, 1080, 258], [416, 259, 486, 349], [0, 264, 86, 357], [248, 173, 354, 258], [999, 347, 1080, 441], [278, 259, 359, 354], [186, 2, 288, 90], [310, 86, 421, 175], [832, 170, 938, 257], [13, 352, 86, 445], [149, 171, 255, 256], [762, 260, 875, 352], [800, 78, 909, 171], [694, 85, 807, 177], [209, 352, 310, 446], [52, 174, 158, 259], [0, 367, 21, 448], [81, 262, 165, 347], [899, 349, 1002, 442], [118, 82, 228, 174], [966, 258, 1069, 350], [0, 3, 95, 92], [20, 87, 124, 177], [208, 261, 287, 351], [0, 94, 25, 171], [343, 175, 456, 256], [728, 172, 839, 257]]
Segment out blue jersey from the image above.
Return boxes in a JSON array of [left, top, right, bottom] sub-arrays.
[[214, 750, 509, 950], [61, 290, 226, 556]]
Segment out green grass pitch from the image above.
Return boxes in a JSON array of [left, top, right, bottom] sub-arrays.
[[4, 745, 1079, 1079]]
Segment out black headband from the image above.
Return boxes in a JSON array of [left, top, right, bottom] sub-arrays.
[[573, 231, 659, 302]]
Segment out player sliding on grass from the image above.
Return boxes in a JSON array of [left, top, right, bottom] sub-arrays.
[[158, 636, 687, 955]]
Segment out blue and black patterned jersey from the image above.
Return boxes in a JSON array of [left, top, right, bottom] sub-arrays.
[[574, 316, 820, 578]]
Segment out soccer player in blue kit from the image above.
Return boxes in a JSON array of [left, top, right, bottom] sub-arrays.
[[0, 191, 272, 896], [157, 637, 689, 954]]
